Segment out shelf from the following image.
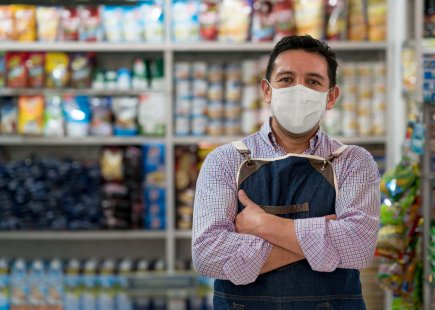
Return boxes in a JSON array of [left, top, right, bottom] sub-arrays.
[[175, 230, 192, 238], [0, 136, 165, 145], [0, 41, 169, 52], [0, 41, 387, 53], [0, 230, 166, 240], [174, 135, 387, 145], [0, 88, 163, 96]]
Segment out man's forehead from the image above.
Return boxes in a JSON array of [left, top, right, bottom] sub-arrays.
[[272, 51, 328, 76]]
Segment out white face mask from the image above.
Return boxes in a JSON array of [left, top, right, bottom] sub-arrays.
[[268, 83, 329, 134]]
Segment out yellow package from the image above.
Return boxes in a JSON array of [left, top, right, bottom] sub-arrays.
[[294, 0, 324, 39], [11, 5, 36, 41], [45, 52, 70, 88], [218, 0, 251, 42], [367, 0, 387, 41], [0, 6, 15, 40], [18, 95, 44, 136], [36, 6, 60, 41], [348, 0, 367, 41]]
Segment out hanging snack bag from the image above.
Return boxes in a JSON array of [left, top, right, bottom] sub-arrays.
[[123, 5, 143, 42], [101, 147, 124, 181], [44, 94, 65, 137], [45, 52, 70, 88], [0, 6, 15, 40], [79, 6, 102, 42], [18, 95, 44, 136], [6, 52, 27, 88], [11, 5, 36, 41], [0, 98, 17, 135], [294, 0, 324, 39], [112, 97, 139, 136], [251, 0, 274, 42], [26, 52, 45, 88], [219, 0, 252, 42], [90, 96, 112, 136], [63, 94, 91, 137], [325, 0, 348, 40], [273, 0, 295, 41], [172, 0, 200, 42], [70, 53, 94, 88], [59, 7, 80, 41], [36, 6, 60, 41], [199, 0, 219, 41], [141, 0, 165, 42], [101, 6, 123, 42], [380, 157, 419, 201]]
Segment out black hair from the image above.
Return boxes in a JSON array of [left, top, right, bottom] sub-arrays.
[[265, 35, 338, 88]]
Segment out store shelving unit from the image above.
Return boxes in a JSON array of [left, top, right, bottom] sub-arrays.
[[0, 1, 402, 291]]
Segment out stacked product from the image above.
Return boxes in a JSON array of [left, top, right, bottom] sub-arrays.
[[423, 54, 435, 103], [430, 224, 435, 289], [0, 3, 164, 43], [175, 144, 216, 230], [100, 146, 143, 230], [322, 60, 386, 137], [376, 156, 422, 308], [171, 0, 387, 42], [174, 57, 269, 137], [143, 143, 166, 230]]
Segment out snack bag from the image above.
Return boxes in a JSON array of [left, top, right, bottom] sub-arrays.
[[26, 52, 45, 88], [0, 97, 17, 135], [251, 0, 274, 42], [138, 93, 165, 136], [141, 0, 165, 42], [6, 52, 28, 88], [294, 0, 324, 39], [325, 0, 348, 40], [348, 0, 368, 41], [172, 0, 200, 42], [59, 7, 80, 41], [36, 6, 60, 41], [63, 95, 91, 137], [90, 96, 112, 136], [367, 0, 386, 41], [199, 0, 219, 41], [123, 5, 143, 42], [219, 0, 252, 42], [45, 52, 69, 88], [112, 97, 139, 136], [0, 6, 15, 40], [70, 53, 94, 88], [44, 94, 64, 137], [380, 157, 419, 201], [101, 147, 124, 181], [101, 6, 123, 42], [11, 5, 36, 41], [79, 6, 102, 42], [18, 95, 44, 136]]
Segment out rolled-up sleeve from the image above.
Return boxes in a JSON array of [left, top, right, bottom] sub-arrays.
[[294, 147, 380, 272], [192, 147, 272, 285]]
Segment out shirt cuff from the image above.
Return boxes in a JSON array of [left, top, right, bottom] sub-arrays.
[[223, 234, 272, 285], [295, 217, 339, 272]]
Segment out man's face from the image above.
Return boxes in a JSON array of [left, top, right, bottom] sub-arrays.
[[262, 49, 338, 110]]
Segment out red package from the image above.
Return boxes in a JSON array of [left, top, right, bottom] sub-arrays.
[[59, 7, 80, 41], [26, 52, 45, 88], [273, 0, 296, 41], [199, 1, 219, 41], [6, 52, 28, 88]]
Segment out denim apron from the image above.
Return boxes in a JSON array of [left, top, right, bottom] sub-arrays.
[[213, 141, 365, 310]]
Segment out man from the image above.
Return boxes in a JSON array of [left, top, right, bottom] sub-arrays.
[[192, 35, 380, 309]]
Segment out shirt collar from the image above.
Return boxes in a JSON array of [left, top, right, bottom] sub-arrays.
[[259, 117, 322, 154]]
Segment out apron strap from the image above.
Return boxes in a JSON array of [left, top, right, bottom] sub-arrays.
[[231, 140, 251, 161], [326, 145, 348, 162]]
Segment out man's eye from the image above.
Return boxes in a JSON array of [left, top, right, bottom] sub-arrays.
[[280, 77, 291, 83], [308, 80, 321, 85]]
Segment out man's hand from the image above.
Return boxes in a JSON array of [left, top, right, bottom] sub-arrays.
[[235, 190, 266, 235]]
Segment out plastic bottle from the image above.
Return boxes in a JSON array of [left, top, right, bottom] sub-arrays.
[[28, 259, 47, 307], [10, 259, 28, 309], [0, 258, 9, 310], [97, 259, 115, 310], [115, 259, 133, 310], [46, 259, 64, 310], [64, 259, 81, 310], [81, 259, 98, 310]]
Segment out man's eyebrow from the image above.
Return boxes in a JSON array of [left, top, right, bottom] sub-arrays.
[[306, 73, 325, 80], [274, 70, 295, 78]]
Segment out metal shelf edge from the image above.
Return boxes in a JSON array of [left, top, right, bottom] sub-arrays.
[[0, 231, 167, 240], [0, 136, 166, 145]]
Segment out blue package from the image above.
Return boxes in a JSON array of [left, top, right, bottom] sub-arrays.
[[63, 95, 91, 137]]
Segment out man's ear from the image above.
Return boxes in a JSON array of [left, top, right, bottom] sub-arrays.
[[261, 79, 272, 105], [326, 86, 339, 110]]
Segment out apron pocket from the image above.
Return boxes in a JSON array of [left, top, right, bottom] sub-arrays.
[[259, 202, 309, 215]]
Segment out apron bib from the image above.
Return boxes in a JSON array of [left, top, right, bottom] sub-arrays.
[[213, 141, 365, 310]]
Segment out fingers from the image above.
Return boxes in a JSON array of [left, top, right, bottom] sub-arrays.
[[238, 190, 253, 208], [324, 214, 337, 221]]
